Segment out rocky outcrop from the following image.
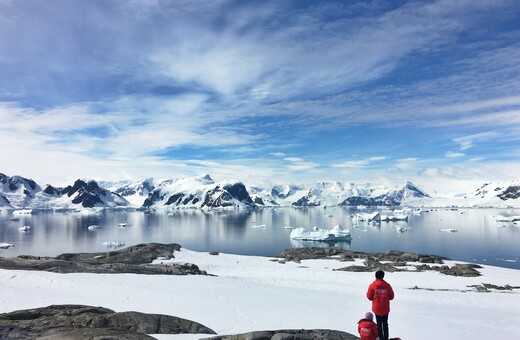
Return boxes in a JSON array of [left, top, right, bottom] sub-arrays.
[[204, 329, 359, 340], [0, 304, 216, 339], [291, 193, 320, 207], [498, 184, 520, 200], [0, 193, 11, 207], [340, 182, 429, 207], [278, 248, 481, 277], [61, 179, 130, 208], [0, 243, 209, 275], [340, 195, 397, 207], [201, 183, 255, 209]]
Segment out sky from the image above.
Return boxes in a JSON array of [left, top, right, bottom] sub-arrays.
[[1, 0, 520, 195]]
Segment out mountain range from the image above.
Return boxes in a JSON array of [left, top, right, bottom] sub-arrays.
[[1, 172, 519, 210]]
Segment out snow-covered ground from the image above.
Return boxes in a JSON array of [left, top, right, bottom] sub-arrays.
[[1, 249, 519, 339]]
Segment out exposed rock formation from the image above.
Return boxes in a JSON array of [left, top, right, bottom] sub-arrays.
[[278, 248, 481, 277], [204, 329, 359, 340], [0, 304, 216, 339], [0, 243, 208, 275]]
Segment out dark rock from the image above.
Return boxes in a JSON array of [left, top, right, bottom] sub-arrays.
[[143, 189, 165, 207], [0, 304, 216, 339], [253, 196, 265, 205], [438, 264, 482, 277], [43, 184, 64, 196], [0, 243, 209, 275], [339, 195, 398, 207], [498, 185, 520, 200], [277, 247, 480, 277], [339, 182, 428, 207], [291, 194, 320, 207], [201, 183, 255, 209], [165, 193, 185, 205], [204, 329, 359, 340]]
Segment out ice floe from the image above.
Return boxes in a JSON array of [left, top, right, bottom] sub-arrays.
[[290, 224, 351, 241]]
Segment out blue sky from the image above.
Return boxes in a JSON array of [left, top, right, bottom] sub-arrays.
[[1, 0, 519, 195]]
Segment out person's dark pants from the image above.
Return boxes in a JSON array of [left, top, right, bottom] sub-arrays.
[[375, 314, 389, 340]]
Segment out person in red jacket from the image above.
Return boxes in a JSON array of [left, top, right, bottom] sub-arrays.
[[366, 270, 394, 340], [358, 311, 378, 340]]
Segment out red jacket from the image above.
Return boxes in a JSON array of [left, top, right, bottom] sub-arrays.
[[358, 319, 378, 340], [366, 278, 394, 315]]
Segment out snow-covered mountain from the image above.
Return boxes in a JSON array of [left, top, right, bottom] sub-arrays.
[[462, 179, 520, 207], [43, 179, 130, 208], [339, 181, 429, 207], [2, 171, 520, 210], [101, 179, 155, 207], [247, 181, 429, 208], [0, 173, 129, 209], [141, 175, 255, 210], [0, 173, 42, 208]]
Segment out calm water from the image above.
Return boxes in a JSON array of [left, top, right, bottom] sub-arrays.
[[1, 207, 519, 269]]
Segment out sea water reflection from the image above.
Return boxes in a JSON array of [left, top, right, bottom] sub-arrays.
[[0, 207, 519, 269]]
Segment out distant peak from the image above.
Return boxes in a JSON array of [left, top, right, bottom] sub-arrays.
[[197, 174, 214, 184]]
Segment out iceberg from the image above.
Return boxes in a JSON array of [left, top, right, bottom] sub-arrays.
[[394, 225, 408, 232], [0, 243, 15, 249], [18, 225, 31, 232], [13, 209, 32, 215], [352, 212, 381, 224], [102, 241, 126, 248], [495, 215, 520, 222], [290, 225, 351, 241], [381, 210, 409, 221], [381, 214, 408, 221]]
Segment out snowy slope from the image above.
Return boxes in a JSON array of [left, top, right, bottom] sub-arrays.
[[251, 181, 430, 208], [0, 173, 130, 210], [462, 179, 520, 207], [108, 178, 155, 206], [0, 173, 42, 208]]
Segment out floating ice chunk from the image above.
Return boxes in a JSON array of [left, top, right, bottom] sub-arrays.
[[381, 214, 408, 221], [118, 223, 128, 228], [0, 243, 15, 249], [495, 215, 520, 222], [13, 209, 32, 215], [87, 225, 101, 231], [352, 212, 381, 224], [102, 240, 125, 248], [290, 224, 351, 241], [439, 228, 458, 232], [18, 225, 31, 232]]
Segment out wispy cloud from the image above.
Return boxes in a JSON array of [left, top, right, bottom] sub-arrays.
[[445, 151, 465, 158], [331, 157, 388, 169], [452, 131, 499, 151]]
